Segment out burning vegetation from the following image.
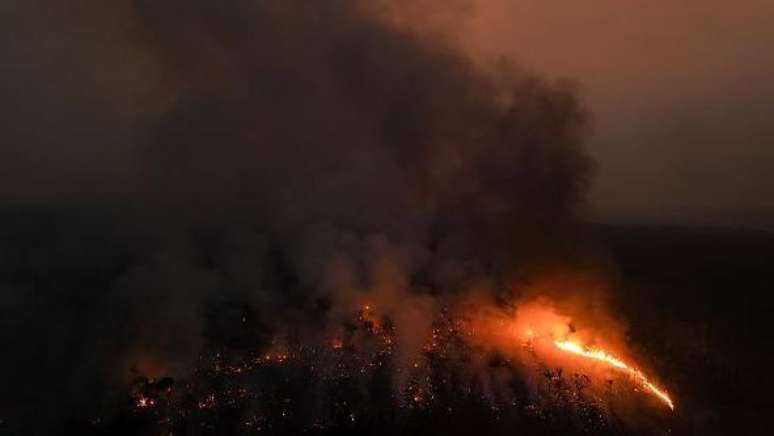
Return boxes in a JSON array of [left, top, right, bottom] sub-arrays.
[[0, 1, 683, 435], [114, 296, 675, 434], [553, 340, 674, 410]]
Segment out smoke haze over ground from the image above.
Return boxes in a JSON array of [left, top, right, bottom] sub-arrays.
[[7, 1, 774, 229], [1, 1, 771, 435]]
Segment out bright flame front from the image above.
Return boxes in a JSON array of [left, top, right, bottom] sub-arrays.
[[554, 340, 675, 410]]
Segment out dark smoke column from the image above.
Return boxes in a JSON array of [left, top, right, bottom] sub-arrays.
[[0, 1, 593, 433]]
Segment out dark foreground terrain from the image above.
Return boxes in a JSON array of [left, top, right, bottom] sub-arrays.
[[1, 208, 772, 435], [598, 224, 774, 435]]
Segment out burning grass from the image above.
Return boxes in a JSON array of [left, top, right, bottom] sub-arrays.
[[116, 297, 675, 434]]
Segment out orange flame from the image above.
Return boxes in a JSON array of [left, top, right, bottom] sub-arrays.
[[554, 340, 674, 410], [136, 396, 155, 408]]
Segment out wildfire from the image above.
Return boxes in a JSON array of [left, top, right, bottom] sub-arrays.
[[122, 298, 676, 434], [554, 340, 674, 410]]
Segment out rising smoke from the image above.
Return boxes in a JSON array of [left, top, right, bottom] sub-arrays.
[[0, 1, 597, 433]]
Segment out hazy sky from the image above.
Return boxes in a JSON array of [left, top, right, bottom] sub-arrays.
[[2, 1, 774, 229], [460, 0, 774, 228]]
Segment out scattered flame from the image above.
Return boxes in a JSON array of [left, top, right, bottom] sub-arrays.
[[136, 396, 155, 409], [198, 393, 216, 410], [359, 304, 384, 335], [123, 297, 676, 433], [554, 340, 674, 410]]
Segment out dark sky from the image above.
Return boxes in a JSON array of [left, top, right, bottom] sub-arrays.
[[2, 0, 774, 228]]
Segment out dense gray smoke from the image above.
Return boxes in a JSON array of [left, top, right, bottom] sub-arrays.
[[0, 1, 592, 432]]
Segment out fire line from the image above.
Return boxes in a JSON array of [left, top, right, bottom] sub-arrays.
[[554, 340, 675, 410]]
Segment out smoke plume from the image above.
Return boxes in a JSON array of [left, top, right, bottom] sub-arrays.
[[0, 1, 598, 433]]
